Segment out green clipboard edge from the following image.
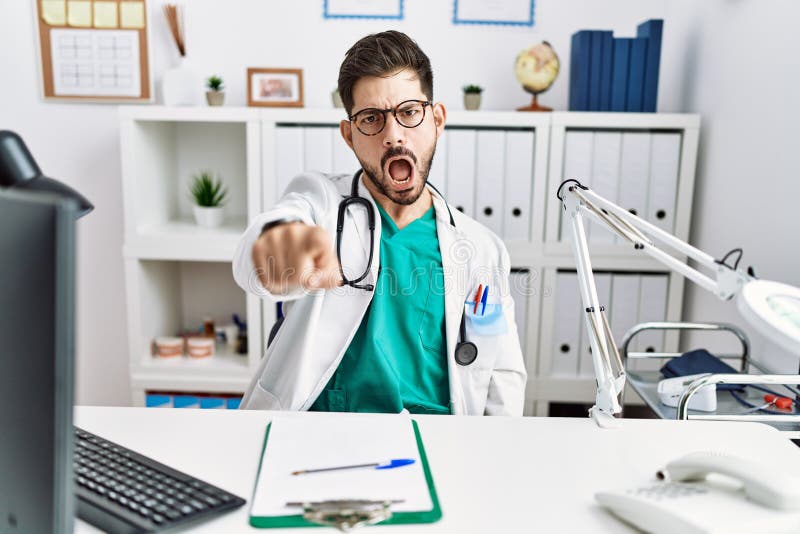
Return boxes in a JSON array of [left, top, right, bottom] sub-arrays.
[[249, 419, 442, 528]]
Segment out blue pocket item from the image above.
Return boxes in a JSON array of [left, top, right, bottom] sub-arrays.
[[464, 302, 508, 336], [660, 349, 744, 392]]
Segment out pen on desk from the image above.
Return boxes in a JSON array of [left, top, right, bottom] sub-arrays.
[[473, 284, 483, 315], [291, 458, 415, 476], [480, 285, 489, 315]]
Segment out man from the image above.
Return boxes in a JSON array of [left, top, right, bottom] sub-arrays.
[[233, 31, 526, 415]]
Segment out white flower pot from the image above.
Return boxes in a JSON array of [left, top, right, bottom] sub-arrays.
[[331, 89, 344, 108], [193, 205, 224, 228]]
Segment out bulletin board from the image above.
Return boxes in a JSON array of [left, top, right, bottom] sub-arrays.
[[35, 0, 152, 102]]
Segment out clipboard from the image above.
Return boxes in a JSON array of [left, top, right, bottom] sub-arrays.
[[249, 416, 442, 529]]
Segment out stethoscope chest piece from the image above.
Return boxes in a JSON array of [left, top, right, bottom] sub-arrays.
[[454, 340, 478, 366]]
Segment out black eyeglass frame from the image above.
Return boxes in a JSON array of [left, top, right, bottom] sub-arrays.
[[348, 100, 433, 136]]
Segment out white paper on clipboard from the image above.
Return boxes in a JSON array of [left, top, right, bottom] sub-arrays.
[[250, 414, 433, 518]]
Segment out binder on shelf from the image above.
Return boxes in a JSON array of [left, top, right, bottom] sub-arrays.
[[249, 415, 441, 529], [510, 269, 532, 351], [173, 395, 200, 409], [569, 30, 592, 111], [475, 130, 506, 236], [145, 393, 171, 408], [598, 31, 614, 111], [578, 273, 612, 377], [634, 274, 669, 371], [199, 396, 226, 409], [610, 38, 631, 112], [609, 273, 641, 353], [589, 132, 622, 244], [303, 127, 334, 174], [637, 19, 664, 112], [332, 128, 359, 175], [503, 130, 535, 241], [445, 129, 477, 217], [275, 126, 304, 199], [427, 130, 448, 197], [647, 132, 681, 234], [616, 132, 651, 243], [626, 37, 648, 112], [588, 31, 606, 112], [561, 130, 594, 241], [551, 271, 582, 377]]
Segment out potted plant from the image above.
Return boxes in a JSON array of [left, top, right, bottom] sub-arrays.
[[190, 171, 228, 228], [206, 75, 225, 106], [331, 87, 344, 108], [462, 84, 483, 110]]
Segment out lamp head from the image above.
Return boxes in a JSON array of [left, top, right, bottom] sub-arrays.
[[0, 130, 93, 218], [737, 280, 800, 355]]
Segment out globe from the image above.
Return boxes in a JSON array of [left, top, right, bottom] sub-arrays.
[[514, 41, 560, 111]]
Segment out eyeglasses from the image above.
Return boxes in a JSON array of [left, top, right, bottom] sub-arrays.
[[349, 100, 432, 136]]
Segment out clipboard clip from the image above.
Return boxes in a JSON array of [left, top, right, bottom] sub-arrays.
[[285, 499, 403, 531]]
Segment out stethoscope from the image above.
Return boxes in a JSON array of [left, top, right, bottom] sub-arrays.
[[336, 169, 478, 366]]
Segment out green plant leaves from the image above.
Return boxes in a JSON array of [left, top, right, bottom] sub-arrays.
[[190, 172, 228, 207], [206, 75, 224, 91]]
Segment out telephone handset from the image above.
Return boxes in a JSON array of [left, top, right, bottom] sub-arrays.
[[596, 452, 800, 534]]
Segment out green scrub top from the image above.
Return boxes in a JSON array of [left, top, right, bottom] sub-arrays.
[[309, 203, 450, 415]]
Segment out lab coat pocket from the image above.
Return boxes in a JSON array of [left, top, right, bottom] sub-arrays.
[[464, 302, 508, 337], [457, 365, 492, 414]]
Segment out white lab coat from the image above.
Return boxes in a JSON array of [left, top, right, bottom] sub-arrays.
[[232, 172, 527, 415]]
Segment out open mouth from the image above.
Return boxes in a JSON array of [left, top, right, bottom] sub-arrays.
[[386, 157, 414, 188]]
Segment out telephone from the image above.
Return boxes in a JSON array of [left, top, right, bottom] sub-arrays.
[[595, 451, 800, 534]]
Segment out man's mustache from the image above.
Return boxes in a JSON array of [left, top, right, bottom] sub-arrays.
[[381, 146, 418, 168]]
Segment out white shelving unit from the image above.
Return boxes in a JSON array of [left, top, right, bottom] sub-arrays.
[[120, 107, 263, 405], [119, 107, 699, 415]]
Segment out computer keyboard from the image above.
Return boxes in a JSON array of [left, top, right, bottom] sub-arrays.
[[74, 426, 246, 533]]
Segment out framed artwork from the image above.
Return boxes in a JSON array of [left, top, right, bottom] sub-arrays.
[[247, 68, 304, 108], [453, 0, 535, 27], [323, 0, 403, 20]]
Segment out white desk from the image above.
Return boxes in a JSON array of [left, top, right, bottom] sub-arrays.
[[75, 407, 800, 533]]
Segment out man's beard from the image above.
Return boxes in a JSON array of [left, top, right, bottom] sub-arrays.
[[359, 144, 436, 206]]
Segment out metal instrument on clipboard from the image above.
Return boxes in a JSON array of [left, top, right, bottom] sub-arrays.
[[286, 499, 404, 531]]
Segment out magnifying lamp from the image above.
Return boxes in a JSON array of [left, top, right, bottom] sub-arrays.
[[738, 280, 800, 355], [557, 179, 800, 427], [0, 130, 93, 218]]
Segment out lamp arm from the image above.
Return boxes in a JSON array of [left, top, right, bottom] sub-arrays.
[[557, 179, 752, 428], [568, 183, 752, 299]]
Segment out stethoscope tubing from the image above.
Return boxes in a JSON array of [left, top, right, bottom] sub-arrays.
[[337, 170, 477, 366]]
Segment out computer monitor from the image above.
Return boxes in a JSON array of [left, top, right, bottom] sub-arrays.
[[0, 188, 77, 533]]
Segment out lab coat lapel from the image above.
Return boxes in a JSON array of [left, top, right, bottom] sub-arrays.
[[431, 190, 470, 415]]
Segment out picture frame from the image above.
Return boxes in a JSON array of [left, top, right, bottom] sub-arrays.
[[453, 0, 535, 27], [247, 68, 304, 108], [323, 0, 404, 20]]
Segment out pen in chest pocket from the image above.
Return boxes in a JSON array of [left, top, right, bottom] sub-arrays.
[[473, 284, 483, 315], [471, 285, 490, 316]]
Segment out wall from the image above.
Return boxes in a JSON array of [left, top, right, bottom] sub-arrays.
[[680, 1, 800, 372], [1, 0, 798, 406]]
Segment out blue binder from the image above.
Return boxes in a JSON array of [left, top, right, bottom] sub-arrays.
[[637, 19, 664, 112], [610, 38, 631, 112], [588, 31, 604, 111], [626, 37, 648, 112], [569, 30, 592, 111], [598, 31, 614, 111]]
